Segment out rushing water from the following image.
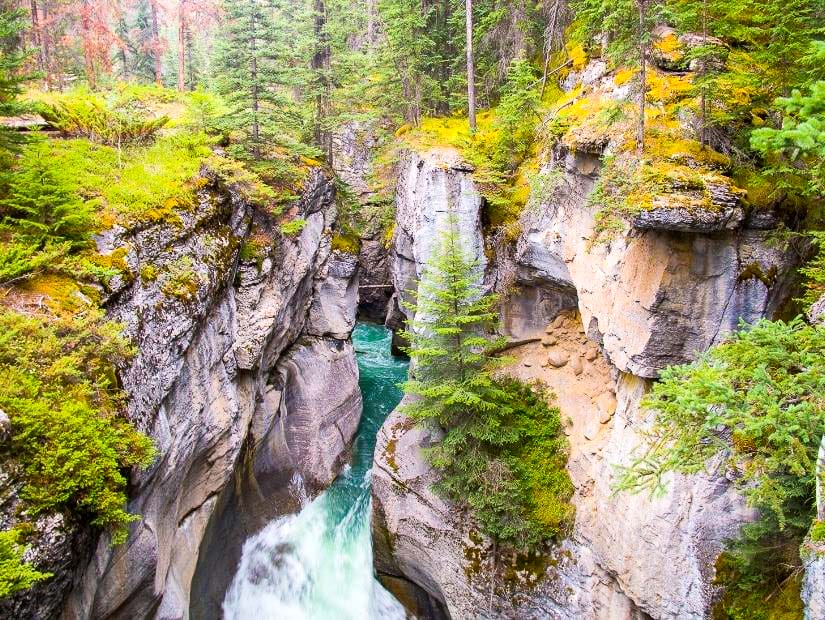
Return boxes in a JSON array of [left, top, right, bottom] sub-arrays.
[[223, 323, 409, 620]]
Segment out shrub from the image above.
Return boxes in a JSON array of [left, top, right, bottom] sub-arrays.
[[0, 239, 69, 285], [0, 309, 156, 543], [39, 93, 169, 147], [0, 529, 50, 599], [280, 218, 307, 237]]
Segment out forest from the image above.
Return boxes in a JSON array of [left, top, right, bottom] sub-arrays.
[[0, 0, 823, 618]]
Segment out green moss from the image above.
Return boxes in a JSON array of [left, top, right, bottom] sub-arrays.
[[331, 232, 361, 255], [739, 263, 778, 287], [280, 218, 308, 237], [712, 552, 805, 620], [811, 521, 825, 543], [161, 257, 201, 302]]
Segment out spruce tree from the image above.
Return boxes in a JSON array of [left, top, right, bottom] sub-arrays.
[[402, 215, 574, 548], [212, 0, 313, 159]]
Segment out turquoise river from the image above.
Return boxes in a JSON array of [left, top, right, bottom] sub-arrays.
[[222, 323, 409, 619]]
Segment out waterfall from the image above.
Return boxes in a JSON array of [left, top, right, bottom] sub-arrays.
[[223, 324, 408, 620]]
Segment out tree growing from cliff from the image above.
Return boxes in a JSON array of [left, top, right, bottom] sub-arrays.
[[617, 318, 825, 527], [402, 215, 574, 549], [616, 317, 825, 614]]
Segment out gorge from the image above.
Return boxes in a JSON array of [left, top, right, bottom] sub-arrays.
[[0, 1, 823, 619]]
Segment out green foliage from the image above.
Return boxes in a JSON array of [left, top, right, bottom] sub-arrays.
[[33, 133, 212, 225], [0, 309, 156, 543], [213, 0, 314, 158], [39, 93, 169, 147], [0, 238, 68, 285], [0, 143, 95, 245], [402, 216, 574, 549], [712, 508, 808, 620], [617, 318, 825, 529], [617, 318, 824, 615], [0, 528, 50, 599], [800, 232, 825, 310], [0, 9, 33, 167], [751, 81, 825, 199], [280, 218, 308, 237]]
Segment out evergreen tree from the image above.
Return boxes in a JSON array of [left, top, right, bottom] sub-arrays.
[[617, 318, 825, 529], [402, 215, 574, 548], [213, 0, 315, 159], [0, 9, 32, 167], [0, 145, 94, 245]]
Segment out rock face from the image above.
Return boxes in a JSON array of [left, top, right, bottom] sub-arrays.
[[372, 141, 797, 618], [389, 148, 487, 322], [60, 169, 361, 619], [803, 546, 825, 620], [516, 149, 794, 379], [331, 120, 394, 320]]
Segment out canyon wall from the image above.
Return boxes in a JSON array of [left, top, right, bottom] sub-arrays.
[[371, 142, 799, 618], [49, 170, 362, 620]]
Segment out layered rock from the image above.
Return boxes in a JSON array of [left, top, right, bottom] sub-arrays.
[[387, 148, 487, 321], [372, 137, 797, 618], [516, 149, 794, 379], [373, 323, 753, 619], [59, 169, 361, 619], [331, 120, 393, 320]]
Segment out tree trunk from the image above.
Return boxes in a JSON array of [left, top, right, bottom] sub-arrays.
[[186, 27, 195, 88], [177, 0, 187, 91], [366, 0, 377, 45], [150, 0, 163, 86], [80, 0, 97, 89], [313, 0, 332, 162], [817, 433, 825, 522], [540, 0, 561, 99], [466, 0, 476, 131], [250, 0, 260, 158], [636, 0, 646, 155], [699, 0, 707, 149], [29, 0, 46, 82], [40, 1, 53, 89]]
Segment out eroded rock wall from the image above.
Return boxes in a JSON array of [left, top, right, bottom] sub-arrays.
[[372, 141, 798, 619], [61, 170, 362, 620]]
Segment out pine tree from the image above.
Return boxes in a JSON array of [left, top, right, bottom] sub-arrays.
[[0, 146, 94, 245], [213, 0, 314, 159], [402, 215, 574, 548], [0, 9, 32, 166]]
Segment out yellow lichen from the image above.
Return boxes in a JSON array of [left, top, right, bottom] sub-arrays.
[[646, 72, 692, 104], [566, 43, 588, 70], [654, 33, 683, 62], [614, 67, 637, 86]]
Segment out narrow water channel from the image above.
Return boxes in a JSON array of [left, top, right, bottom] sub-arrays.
[[222, 323, 409, 619]]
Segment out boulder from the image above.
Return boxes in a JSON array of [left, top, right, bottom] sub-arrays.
[[546, 349, 570, 368]]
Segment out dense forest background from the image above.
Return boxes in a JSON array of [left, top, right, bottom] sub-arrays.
[[0, 0, 823, 617]]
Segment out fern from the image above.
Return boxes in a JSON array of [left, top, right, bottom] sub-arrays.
[[39, 95, 169, 147]]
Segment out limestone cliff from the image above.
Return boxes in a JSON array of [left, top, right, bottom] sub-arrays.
[[49, 169, 362, 619], [371, 135, 799, 618]]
